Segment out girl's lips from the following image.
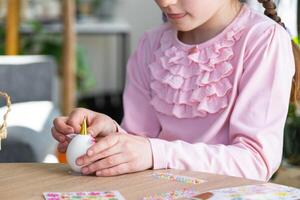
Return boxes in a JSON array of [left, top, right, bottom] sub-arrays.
[[167, 13, 187, 20]]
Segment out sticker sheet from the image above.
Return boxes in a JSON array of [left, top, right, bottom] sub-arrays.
[[43, 191, 125, 200], [190, 183, 300, 200], [151, 172, 206, 184], [142, 188, 199, 200]]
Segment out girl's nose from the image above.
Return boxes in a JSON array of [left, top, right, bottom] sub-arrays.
[[158, 0, 177, 8]]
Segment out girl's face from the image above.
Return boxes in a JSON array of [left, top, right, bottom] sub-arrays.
[[155, 0, 233, 31]]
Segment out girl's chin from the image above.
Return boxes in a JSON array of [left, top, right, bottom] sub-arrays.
[[171, 24, 195, 32], [169, 20, 197, 32]]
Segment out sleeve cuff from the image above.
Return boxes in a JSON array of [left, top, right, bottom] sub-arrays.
[[149, 138, 168, 169]]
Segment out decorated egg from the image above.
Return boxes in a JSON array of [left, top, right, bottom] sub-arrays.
[[66, 134, 94, 172], [66, 117, 94, 172]]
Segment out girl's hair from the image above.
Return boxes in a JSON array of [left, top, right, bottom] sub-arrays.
[[257, 0, 300, 106]]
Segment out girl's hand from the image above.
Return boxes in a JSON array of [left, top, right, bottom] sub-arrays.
[[51, 108, 118, 153], [76, 133, 153, 176]]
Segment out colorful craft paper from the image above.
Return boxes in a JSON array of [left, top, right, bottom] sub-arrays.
[[151, 172, 206, 184], [142, 188, 199, 200], [43, 191, 125, 200], [190, 183, 300, 200]]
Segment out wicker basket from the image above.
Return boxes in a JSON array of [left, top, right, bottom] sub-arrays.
[[0, 92, 11, 150]]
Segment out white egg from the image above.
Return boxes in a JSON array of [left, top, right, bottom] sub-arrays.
[[66, 134, 94, 172]]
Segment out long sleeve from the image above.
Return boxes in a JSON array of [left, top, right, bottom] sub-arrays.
[[121, 33, 161, 137], [149, 24, 295, 181]]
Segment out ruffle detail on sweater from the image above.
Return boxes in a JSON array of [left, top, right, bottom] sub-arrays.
[[149, 25, 245, 118]]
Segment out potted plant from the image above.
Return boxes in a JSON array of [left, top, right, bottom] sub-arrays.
[[92, 0, 118, 20], [76, 0, 118, 20]]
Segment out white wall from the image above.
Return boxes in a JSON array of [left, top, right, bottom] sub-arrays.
[[78, 0, 162, 96], [115, 0, 162, 50], [247, 0, 297, 37]]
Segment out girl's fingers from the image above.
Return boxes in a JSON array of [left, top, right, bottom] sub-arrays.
[[55, 108, 115, 139], [95, 162, 134, 177], [67, 108, 96, 133], [86, 134, 120, 157], [53, 116, 74, 134], [57, 141, 69, 153], [77, 142, 121, 166], [87, 117, 107, 137], [51, 127, 66, 143], [81, 153, 130, 175], [87, 115, 115, 137]]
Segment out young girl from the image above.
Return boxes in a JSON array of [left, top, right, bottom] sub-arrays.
[[52, 0, 300, 181]]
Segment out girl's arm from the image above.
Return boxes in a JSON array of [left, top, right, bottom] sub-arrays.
[[121, 32, 162, 138], [148, 24, 295, 181]]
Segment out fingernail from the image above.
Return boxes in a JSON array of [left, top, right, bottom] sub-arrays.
[[89, 165, 94, 171], [87, 150, 93, 156], [76, 159, 83, 165], [96, 171, 102, 176], [82, 167, 88, 174], [58, 147, 64, 152], [59, 136, 65, 142]]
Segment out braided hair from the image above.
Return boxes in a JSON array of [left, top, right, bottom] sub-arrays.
[[258, 0, 300, 105]]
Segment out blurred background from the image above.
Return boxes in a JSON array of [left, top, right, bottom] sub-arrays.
[[0, 0, 162, 165], [0, 0, 299, 188]]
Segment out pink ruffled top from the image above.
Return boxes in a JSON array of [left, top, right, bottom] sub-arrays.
[[120, 4, 295, 181], [149, 22, 245, 118]]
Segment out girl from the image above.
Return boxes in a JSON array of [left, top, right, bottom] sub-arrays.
[[52, 0, 300, 181]]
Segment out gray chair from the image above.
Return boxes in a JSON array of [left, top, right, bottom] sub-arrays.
[[0, 56, 57, 103], [0, 55, 60, 163]]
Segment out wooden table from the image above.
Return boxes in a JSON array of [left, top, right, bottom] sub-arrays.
[[0, 163, 261, 199], [272, 166, 300, 188]]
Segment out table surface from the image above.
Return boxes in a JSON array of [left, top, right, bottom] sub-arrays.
[[0, 163, 262, 199]]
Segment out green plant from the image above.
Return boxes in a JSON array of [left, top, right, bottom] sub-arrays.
[[284, 103, 300, 165], [283, 37, 300, 165], [0, 25, 4, 54], [0, 21, 95, 92]]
